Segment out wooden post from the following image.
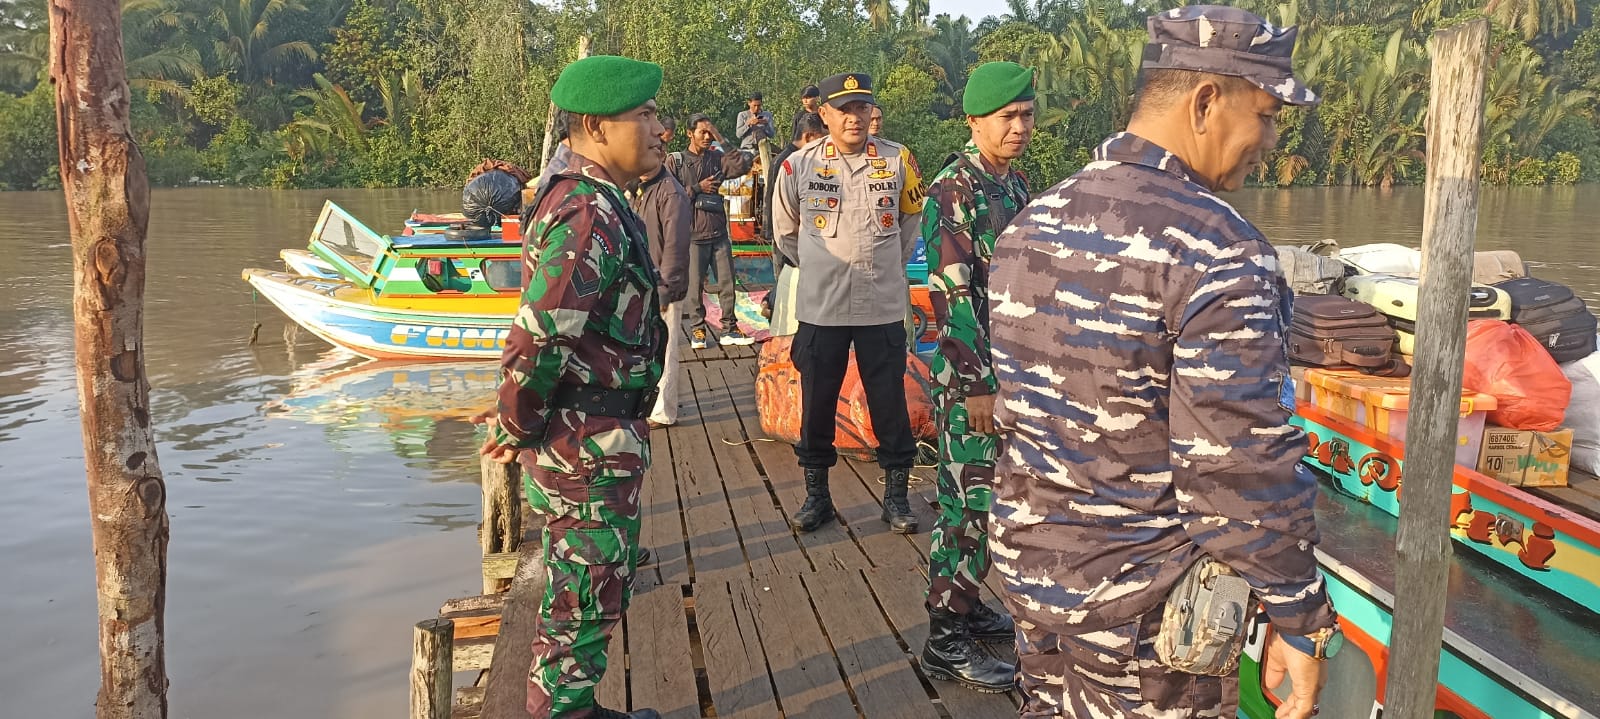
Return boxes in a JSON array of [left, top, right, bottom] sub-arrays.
[[410, 618, 454, 719], [1386, 19, 1489, 719], [49, 0, 171, 717], [538, 35, 590, 173], [480, 454, 522, 593]]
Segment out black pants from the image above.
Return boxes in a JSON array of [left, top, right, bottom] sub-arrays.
[[791, 321, 918, 471], [685, 233, 738, 332]]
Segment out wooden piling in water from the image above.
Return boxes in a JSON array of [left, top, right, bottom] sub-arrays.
[[49, 0, 172, 716], [1386, 19, 1490, 719], [480, 455, 522, 594], [411, 618, 454, 719]]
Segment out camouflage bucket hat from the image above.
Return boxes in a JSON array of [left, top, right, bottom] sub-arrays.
[[1142, 5, 1319, 106]]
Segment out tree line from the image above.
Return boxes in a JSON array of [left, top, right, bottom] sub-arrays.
[[3, 0, 1599, 192]]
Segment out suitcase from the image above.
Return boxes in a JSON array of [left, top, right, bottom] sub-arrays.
[[1288, 295, 1399, 370], [1342, 274, 1512, 355], [1494, 277, 1599, 364]]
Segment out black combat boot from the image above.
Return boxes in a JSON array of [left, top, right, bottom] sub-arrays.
[[594, 706, 661, 719], [921, 608, 1016, 693], [966, 601, 1015, 642], [789, 467, 836, 532], [881, 468, 918, 534]]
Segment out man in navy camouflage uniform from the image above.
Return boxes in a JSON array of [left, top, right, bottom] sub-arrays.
[[918, 60, 1037, 694], [986, 7, 1340, 718], [481, 54, 668, 719]]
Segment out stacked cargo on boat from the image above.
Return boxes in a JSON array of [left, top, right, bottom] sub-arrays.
[[1279, 240, 1600, 488]]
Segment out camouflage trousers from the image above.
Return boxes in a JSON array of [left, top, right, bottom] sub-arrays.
[[925, 391, 996, 616], [1013, 610, 1236, 718], [524, 468, 643, 719]]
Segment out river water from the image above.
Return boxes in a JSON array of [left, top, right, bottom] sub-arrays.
[[0, 185, 1596, 717]]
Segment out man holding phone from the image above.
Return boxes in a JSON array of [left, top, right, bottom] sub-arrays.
[[737, 92, 776, 150]]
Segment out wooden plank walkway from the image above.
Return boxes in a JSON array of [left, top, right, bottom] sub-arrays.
[[469, 341, 1020, 718]]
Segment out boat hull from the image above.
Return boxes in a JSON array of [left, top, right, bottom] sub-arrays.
[[1293, 404, 1600, 615], [243, 269, 512, 360], [1237, 479, 1600, 719]]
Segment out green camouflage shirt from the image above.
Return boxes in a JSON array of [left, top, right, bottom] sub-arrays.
[[921, 141, 1030, 398], [493, 152, 667, 477]]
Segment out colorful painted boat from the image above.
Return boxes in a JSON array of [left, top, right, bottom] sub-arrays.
[[244, 201, 522, 360], [1237, 478, 1600, 719], [1235, 403, 1600, 718], [1294, 404, 1600, 613]]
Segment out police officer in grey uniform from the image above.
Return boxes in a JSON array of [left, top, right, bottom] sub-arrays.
[[771, 71, 928, 535]]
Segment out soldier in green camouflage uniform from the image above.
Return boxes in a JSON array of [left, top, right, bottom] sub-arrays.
[[481, 55, 669, 719], [918, 61, 1037, 693]]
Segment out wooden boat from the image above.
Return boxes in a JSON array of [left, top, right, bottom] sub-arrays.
[[1236, 475, 1600, 719], [1296, 403, 1600, 611], [244, 201, 522, 360], [1236, 402, 1600, 718]]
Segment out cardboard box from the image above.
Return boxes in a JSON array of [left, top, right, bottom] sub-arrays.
[[1477, 426, 1574, 487]]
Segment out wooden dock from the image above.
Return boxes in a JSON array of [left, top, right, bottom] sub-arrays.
[[415, 339, 1020, 719]]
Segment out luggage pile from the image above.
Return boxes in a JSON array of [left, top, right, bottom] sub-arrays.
[[1284, 240, 1600, 486]]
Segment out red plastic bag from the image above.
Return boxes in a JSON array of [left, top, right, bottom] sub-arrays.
[[1462, 320, 1571, 431], [755, 336, 936, 460]]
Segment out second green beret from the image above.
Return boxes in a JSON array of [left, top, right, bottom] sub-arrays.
[[551, 55, 663, 116], [962, 61, 1037, 117]]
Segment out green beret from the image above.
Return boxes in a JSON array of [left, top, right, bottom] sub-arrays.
[[962, 61, 1036, 117], [551, 55, 663, 116]]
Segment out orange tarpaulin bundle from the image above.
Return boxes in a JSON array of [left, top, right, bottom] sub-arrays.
[[755, 336, 937, 460]]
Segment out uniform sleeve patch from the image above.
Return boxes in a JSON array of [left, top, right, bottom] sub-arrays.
[[781, 159, 792, 176]]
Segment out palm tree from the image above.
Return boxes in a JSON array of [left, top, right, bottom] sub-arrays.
[[925, 14, 976, 100], [1485, 0, 1577, 40], [210, 0, 319, 85], [866, 0, 895, 32], [0, 0, 46, 91], [284, 72, 375, 161]]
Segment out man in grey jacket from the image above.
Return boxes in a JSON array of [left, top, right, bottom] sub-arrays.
[[771, 72, 926, 535], [631, 118, 693, 427]]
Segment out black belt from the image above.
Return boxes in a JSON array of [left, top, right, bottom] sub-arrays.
[[551, 384, 657, 419]]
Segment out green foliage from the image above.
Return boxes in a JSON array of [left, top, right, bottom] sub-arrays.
[[6, 0, 1600, 193], [0, 83, 58, 190], [188, 74, 245, 127], [1550, 151, 1583, 183]]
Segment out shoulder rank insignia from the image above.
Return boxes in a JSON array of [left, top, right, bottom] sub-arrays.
[[866, 142, 879, 158], [824, 143, 838, 159]]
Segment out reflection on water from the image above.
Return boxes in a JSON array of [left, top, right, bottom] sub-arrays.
[[3, 185, 1599, 717], [266, 354, 500, 462]]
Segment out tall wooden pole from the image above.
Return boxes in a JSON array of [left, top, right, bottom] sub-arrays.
[[49, 1, 170, 717], [1385, 19, 1489, 719]]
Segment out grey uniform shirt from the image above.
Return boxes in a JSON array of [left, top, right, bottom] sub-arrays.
[[773, 136, 925, 327]]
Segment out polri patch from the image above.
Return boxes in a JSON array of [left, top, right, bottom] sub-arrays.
[[876, 196, 894, 208]]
